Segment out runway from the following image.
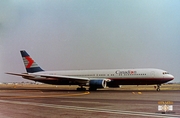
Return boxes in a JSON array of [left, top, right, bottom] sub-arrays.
[[0, 84, 180, 118]]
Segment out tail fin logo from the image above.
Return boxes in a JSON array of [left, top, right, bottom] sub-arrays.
[[25, 56, 34, 68], [22, 56, 38, 69]]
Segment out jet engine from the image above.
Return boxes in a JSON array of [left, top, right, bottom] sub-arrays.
[[89, 79, 111, 88]]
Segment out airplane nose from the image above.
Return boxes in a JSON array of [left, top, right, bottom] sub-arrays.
[[168, 74, 174, 80]]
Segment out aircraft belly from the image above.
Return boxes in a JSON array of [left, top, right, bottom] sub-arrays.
[[108, 78, 172, 85]]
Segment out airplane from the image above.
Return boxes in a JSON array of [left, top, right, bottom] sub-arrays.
[[6, 50, 174, 91]]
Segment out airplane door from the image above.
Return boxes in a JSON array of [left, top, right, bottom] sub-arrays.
[[151, 71, 155, 78]]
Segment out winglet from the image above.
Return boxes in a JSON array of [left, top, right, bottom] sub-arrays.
[[20, 50, 44, 73]]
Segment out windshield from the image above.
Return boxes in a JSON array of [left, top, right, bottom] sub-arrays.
[[163, 72, 169, 74]]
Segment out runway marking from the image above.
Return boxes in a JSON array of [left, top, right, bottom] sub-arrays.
[[0, 92, 90, 99], [132, 92, 142, 94], [138, 92, 142, 94], [61, 100, 101, 104], [0, 90, 42, 92], [0, 100, 179, 118]]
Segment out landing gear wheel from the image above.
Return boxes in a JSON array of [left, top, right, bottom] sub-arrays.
[[156, 84, 161, 91]]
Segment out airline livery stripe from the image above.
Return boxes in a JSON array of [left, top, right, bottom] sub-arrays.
[[25, 56, 34, 68], [22, 57, 38, 68]]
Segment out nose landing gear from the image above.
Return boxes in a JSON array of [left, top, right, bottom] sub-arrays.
[[156, 84, 161, 91]]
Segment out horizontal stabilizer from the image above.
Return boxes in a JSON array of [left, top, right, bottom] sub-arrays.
[[6, 72, 35, 78]]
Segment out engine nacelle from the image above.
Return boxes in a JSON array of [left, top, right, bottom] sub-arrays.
[[89, 79, 107, 88]]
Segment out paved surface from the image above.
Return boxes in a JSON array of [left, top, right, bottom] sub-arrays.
[[0, 84, 180, 118]]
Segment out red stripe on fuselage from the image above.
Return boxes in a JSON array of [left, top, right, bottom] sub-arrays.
[[25, 56, 34, 68]]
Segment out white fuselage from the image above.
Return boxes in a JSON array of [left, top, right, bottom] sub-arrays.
[[32, 68, 174, 86], [36, 68, 172, 79]]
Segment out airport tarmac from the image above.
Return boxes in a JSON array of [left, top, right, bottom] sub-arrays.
[[0, 84, 180, 118]]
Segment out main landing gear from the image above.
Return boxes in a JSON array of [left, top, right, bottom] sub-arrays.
[[156, 84, 161, 91], [76, 86, 98, 91], [76, 86, 86, 91]]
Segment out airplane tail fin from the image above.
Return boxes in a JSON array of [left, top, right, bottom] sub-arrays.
[[20, 50, 44, 73]]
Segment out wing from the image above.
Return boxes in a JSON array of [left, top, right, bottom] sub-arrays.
[[6, 72, 89, 84]]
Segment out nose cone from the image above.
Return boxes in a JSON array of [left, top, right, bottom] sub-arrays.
[[167, 74, 174, 81], [170, 74, 174, 80]]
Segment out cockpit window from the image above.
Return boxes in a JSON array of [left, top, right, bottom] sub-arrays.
[[163, 72, 169, 74]]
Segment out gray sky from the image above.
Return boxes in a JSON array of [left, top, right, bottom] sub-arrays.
[[1, 0, 180, 82]]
